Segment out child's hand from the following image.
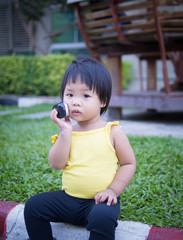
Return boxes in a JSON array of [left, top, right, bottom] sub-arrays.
[[50, 109, 72, 131], [94, 189, 117, 206]]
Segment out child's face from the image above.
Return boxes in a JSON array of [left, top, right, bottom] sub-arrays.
[[63, 79, 105, 122]]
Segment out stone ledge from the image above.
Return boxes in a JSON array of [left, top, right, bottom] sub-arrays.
[[0, 95, 60, 107], [5, 204, 151, 240], [1, 202, 182, 240]]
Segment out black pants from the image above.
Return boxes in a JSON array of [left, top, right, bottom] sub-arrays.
[[24, 190, 120, 240]]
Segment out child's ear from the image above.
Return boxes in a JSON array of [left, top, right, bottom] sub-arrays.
[[100, 102, 106, 108]]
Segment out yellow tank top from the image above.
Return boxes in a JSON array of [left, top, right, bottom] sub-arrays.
[[62, 121, 119, 199]]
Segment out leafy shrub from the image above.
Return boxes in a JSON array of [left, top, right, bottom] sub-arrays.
[[0, 54, 74, 96], [122, 60, 133, 90], [0, 55, 133, 96]]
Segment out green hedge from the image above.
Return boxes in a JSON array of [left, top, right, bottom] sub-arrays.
[[0, 55, 133, 96], [122, 61, 133, 90], [0, 54, 74, 96]]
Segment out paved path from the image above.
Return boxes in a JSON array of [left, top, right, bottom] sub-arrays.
[[1, 107, 183, 138], [119, 109, 183, 138], [1, 95, 183, 138], [0, 109, 22, 115], [120, 120, 183, 138], [16, 109, 183, 138]]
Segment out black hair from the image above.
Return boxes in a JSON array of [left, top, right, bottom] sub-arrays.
[[60, 56, 112, 115]]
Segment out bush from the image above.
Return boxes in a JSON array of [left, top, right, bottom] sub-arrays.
[[0, 55, 133, 96], [122, 60, 133, 90], [0, 54, 74, 96]]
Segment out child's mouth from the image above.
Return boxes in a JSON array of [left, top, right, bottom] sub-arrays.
[[72, 110, 81, 115]]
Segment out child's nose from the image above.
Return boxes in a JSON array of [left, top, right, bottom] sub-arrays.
[[72, 97, 81, 106]]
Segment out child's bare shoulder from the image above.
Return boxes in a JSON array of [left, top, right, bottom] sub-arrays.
[[111, 123, 123, 133], [111, 123, 127, 140]]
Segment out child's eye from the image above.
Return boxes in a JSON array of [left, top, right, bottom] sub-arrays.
[[84, 94, 90, 98], [67, 94, 73, 97]]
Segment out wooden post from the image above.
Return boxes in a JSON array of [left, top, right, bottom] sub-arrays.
[[139, 58, 144, 91], [107, 56, 122, 120], [168, 51, 183, 91], [177, 52, 183, 84], [152, 0, 170, 93], [147, 59, 156, 90]]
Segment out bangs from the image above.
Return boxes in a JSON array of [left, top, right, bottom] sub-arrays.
[[65, 68, 94, 91], [61, 62, 97, 99]]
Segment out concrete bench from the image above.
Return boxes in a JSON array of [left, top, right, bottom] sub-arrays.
[[1, 202, 182, 240]]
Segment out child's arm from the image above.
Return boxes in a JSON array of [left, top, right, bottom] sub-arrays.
[[95, 126, 136, 205], [49, 109, 72, 170]]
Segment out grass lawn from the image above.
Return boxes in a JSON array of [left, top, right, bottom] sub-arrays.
[[0, 104, 182, 229]]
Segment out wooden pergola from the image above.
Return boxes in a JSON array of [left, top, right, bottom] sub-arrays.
[[68, 0, 183, 118]]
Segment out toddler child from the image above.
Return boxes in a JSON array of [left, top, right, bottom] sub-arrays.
[[24, 57, 136, 240]]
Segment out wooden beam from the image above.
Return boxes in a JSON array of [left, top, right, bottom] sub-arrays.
[[152, 0, 171, 93], [178, 52, 183, 83], [75, 3, 96, 57], [84, 12, 154, 29], [110, 0, 131, 44], [115, 1, 153, 13], [158, 0, 183, 6], [110, 91, 183, 111], [159, 11, 183, 19], [83, 8, 111, 20], [96, 40, 183, 55]]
